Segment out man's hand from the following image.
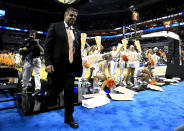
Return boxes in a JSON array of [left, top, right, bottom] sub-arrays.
[[35, 39, 40, 45], [46, 65, 54, 73], [19, 47, 28, 51], [34, 39, 44, 54]]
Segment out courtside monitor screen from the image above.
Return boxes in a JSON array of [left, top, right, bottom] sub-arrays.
[[0, 10, 5, 18]]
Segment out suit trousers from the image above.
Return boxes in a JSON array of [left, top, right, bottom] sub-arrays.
[[47, 70, 75, 119]]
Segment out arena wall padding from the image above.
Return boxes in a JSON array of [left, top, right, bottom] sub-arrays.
[[165, 63, 184, 79]]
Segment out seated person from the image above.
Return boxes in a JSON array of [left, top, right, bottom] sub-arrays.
[[134, 62, 152, 86], [93, 53, 112, 93]]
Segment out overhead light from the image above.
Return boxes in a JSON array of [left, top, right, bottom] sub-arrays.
[[55, 0, 80, 4], [129, 5, 135, 12]]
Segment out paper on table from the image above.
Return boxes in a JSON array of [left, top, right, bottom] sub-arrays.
[[82, 95, 110, 108], [83, 94, 106, 99], [109, 93, 135, 101], [163, 79, 175, 82], [156, 83, 165, 86], [148, 84, 164, 91], [114, 86, 137, 96]]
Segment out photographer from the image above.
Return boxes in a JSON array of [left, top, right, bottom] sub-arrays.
[[134, 62, 153, 86], [19, 30, 44, 95]]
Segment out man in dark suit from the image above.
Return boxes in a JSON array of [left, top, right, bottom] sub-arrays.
[[44, 7, 82, 128]]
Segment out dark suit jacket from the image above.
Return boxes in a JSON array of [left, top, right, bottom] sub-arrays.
[[44, 22, 82, 77]]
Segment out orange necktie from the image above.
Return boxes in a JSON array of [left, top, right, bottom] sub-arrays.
[[67, 27, 73, 63]]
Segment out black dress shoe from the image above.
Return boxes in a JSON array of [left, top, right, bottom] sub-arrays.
[[34, 89, 41, 95], [65, 120, 79, 128]]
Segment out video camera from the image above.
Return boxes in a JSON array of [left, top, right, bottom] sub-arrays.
[[20, 38, 40, 59], [25, 38, 38, 49]]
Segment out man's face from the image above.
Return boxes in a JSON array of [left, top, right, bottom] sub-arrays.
[[64, 11, 78, 26], [29, 33, 36, 39]]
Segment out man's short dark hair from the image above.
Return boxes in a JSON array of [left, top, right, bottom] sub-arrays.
[[65, 7, 78, 15], [29, 30, 36, 35]]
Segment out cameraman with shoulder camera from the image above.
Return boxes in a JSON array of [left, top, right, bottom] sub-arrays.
[[19, 30, 44, 95]]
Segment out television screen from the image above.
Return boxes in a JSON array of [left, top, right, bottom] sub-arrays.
[[0, 9, 5, 18]]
